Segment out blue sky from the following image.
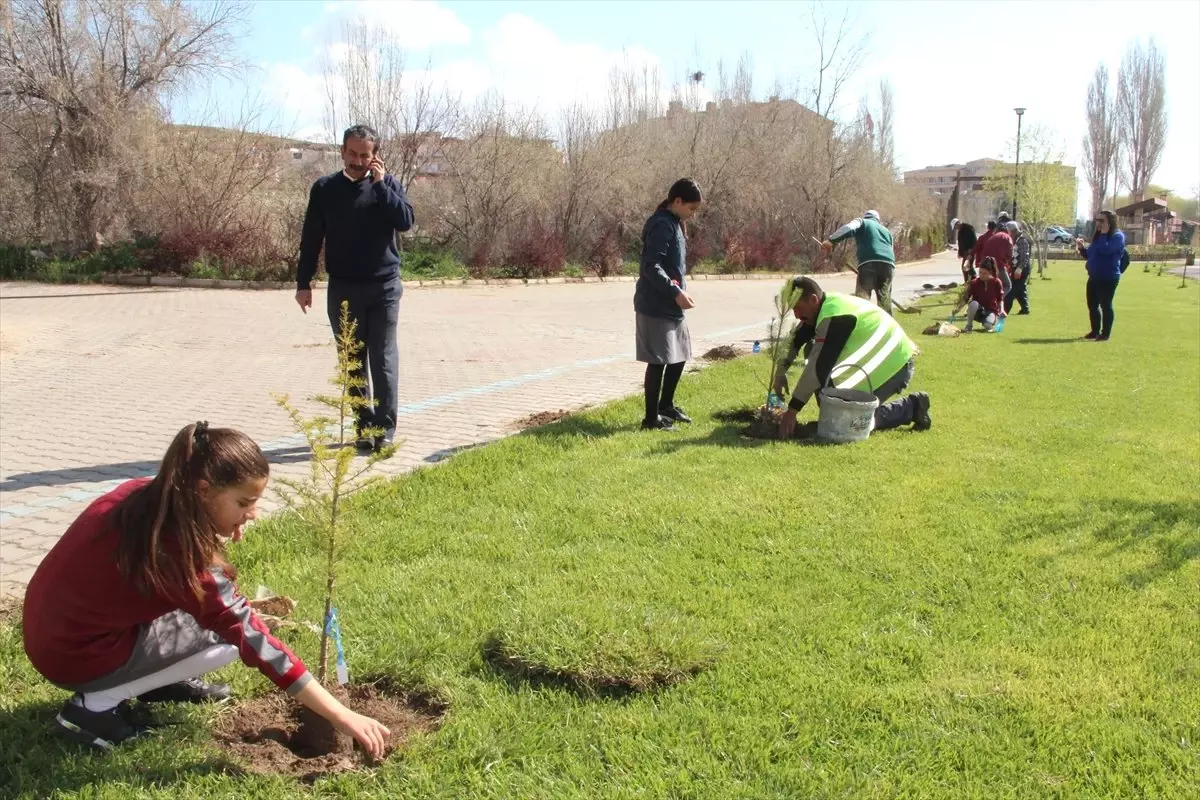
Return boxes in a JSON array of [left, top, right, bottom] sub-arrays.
[[180, 0, 1200, 214]]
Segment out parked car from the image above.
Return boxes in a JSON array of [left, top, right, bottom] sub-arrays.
[[1045, 226, 1072, 243]]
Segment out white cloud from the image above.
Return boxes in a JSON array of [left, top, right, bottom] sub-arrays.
[[258, 8, 680, 142], [322, 0, 470, 49], [478, 14, 664, 113]]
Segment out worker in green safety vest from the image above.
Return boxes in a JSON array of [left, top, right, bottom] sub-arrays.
[[775, 276, 932, 440]]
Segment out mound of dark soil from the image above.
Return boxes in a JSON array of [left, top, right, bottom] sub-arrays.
[[212, 681, 444, 782]]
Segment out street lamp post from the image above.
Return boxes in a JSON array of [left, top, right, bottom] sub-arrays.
[[1013, 107, 1026, 219]]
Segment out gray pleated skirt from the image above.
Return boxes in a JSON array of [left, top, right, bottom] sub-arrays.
[[636, 313, 692, 364]]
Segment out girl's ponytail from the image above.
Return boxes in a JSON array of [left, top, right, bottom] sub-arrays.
[[115, 422, 268, 601]]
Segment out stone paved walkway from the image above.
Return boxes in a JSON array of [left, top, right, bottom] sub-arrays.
[[0, 253, 961, 596]]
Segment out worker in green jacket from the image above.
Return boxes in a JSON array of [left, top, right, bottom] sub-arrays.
[[776, 276, 932, 440], [820, 209, 896, 315]]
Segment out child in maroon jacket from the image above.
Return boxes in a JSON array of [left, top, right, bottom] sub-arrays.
[[22, 422, 390, 757], [952, 258, 1005, 332]]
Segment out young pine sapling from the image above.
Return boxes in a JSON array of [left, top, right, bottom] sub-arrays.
[[273, 300, 397, 684]]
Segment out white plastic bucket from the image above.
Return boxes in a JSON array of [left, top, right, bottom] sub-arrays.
[[816, 365, 879, 444]]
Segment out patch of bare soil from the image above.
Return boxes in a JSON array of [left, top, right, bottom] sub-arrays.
[[212, 680, 445, 783], [513, 409, 572, 430], [0, 595, 19, 623], [737, 406, 819, 441], [701, 344, 742, 361]]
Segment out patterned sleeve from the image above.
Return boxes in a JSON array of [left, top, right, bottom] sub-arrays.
[[184, 567, 313, 695]]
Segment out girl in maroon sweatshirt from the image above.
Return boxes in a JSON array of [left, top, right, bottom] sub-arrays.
[[952, 259, 1005, 332], [23, 422, 389, 757]]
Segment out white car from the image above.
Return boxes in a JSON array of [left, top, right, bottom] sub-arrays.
[[1045, 226, 1072, 244]]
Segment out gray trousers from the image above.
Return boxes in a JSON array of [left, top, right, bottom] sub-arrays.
[[55, 611, 221, 693], [871, 358, 918, 430], [855, 261, 895, 316], [327, 276, 402, 438]]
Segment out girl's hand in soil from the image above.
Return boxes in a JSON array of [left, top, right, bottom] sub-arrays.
[[295, 680, 391, 759], [335, 709, 391, 760]]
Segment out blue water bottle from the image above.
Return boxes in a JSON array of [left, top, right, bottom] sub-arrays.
[[995, 315, 1006, 333], [752, 340, 761, 353]]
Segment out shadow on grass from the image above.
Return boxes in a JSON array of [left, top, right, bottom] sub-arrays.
[[0, 446, 314, 492], [423, 442, 487, 464], [520, 416, 638, 443], [475, 650, 642, 703], [0, 701, 243, 796], [1031, 497, 1200, 588], [478, 634, 712, 702], [1011, 337, 1087, 345]]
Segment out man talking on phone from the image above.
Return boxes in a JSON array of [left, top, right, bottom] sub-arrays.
[[295, 124, 415, 453]]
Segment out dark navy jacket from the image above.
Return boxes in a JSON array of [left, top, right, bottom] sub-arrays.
[[634, 208, 687, 319], [296, 172, 415, 289]]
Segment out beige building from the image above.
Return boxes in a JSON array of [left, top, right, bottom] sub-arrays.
[[905, 158, 1076, 233]]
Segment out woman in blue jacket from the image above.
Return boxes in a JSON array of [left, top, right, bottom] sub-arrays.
[[1075, 209, 1125, 341], [633, 178, 703, 430]]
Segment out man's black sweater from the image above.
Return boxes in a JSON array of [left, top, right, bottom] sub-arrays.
[[296, 172, 415, 289]]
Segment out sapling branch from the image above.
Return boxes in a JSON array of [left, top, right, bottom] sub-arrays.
[[272, 300, 400, 685]]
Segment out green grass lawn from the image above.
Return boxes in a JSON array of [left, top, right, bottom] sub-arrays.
[[2, 265, 1198, 798]]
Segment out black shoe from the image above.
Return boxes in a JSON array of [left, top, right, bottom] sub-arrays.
[[373, 435, 394, 454], [137, 677, 232, 705], [1083, 332, 1099, 340], [355, 434, 374, 451], [641, 415, 676, 431], [1017, 309, 1030, 315], [55, 698, 149, 750], [658, 405, 692, 424], [911, 392, 932, 431], [1096, 334, 1111, 342]]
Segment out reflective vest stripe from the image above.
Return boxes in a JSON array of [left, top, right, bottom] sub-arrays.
[[837, 326, 906, 390]]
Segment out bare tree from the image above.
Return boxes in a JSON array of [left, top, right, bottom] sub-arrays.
[[1081, 63, 1120, 216], [605, 52, 663, 131], [792, 1, 872, 242], [877, 79, 895, 173], [0, 0, 245, 249], [322, 19, 461, 193], [431, 92, 554, 262], [1116, 39, 1168, 200], [805, 1, 869, 119]]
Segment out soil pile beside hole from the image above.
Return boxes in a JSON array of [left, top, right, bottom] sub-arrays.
[[213, 681, 444, 782], [739, 406, 819, 440], [701, 345, 742, 361], [513, 409, 572, 430], [0, 596, 19, 624], [247, 596, 296, 618]]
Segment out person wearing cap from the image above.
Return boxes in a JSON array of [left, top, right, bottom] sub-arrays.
[[951, 218, 978, 282], [774, 276, 931, 440], [819, 210, 896, 315], [1005, 220, 1032, 314]]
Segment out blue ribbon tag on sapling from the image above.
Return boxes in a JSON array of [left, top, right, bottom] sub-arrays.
[[324, 607, 350, 685]]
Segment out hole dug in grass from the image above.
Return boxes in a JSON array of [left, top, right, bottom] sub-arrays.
[[211, 677, 445, 783], [483, 606, 724, 697]]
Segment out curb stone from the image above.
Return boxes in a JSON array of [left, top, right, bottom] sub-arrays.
[[69, 261, 949, 292]]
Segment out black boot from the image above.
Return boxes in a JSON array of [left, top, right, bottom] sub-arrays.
[[911, 392, 932, 431], [658, 405, 692, 424], [641, 415, 677, 431]]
